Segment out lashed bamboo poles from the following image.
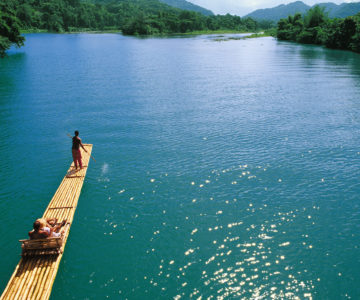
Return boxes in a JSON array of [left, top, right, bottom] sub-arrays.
[[1, 144, 92, 300]]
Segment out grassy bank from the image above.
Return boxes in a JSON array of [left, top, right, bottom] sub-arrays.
[[212, 29, 276, 41], [20, 27, 121, 34], [20, 28, 276, 38], [20, 29, 48, 34], [182, 29, 252, 35]]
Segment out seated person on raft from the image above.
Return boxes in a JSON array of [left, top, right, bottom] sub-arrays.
[[28, 218, 66, 240]]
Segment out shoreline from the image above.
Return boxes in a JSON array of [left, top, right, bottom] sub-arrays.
[[212, 32, 274, 41], [20, 28, 273, 38], [20, 29, 122, 34]]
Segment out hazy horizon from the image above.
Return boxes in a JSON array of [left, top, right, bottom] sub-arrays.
[[188, 0, 359, 16]]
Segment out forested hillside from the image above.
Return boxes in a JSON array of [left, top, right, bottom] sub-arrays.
[[245, 1, 308, 22], [246, 1, 360, 21], [1, 0, 269, 56], [12, 0, 264, 34], [331, 2, 360, 18], [92, 0, 213, 15], [159, 0, 213, 16], [277, 6, 360, 53]]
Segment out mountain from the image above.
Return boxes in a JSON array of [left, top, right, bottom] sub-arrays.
[[316, 2, 338, 17], [245, 1, 360, 21], [245, 1, 309, 21], [331, 2, 360, 18], [160, 0, 214, 15], [93, 0, 213, 16]]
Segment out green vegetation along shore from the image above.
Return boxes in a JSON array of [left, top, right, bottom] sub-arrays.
[[0, 1, 24, 57], [0, 0, 273, 56], [3, 0, 359, 57], [276, 6, 360, 53]]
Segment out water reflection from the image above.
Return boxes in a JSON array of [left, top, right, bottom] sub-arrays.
[[1, 34, 360, 300], [0, 52, 26, 98], [277, 40, 360, 78]]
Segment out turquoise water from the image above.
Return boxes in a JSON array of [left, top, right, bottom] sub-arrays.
[[1, 33, 360, 299]]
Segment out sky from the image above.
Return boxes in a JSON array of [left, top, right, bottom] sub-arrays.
[[188, 0, 359, 16]]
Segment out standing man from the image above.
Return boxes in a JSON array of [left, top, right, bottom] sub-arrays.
[[72, 130, 87, 169]]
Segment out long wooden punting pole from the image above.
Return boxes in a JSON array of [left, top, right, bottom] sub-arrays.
[[1, 144, 93, 300]]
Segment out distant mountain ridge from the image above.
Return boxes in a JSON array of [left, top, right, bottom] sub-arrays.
[[93, 0, 213, 16], [160, 0, 214, 15], [244, 1, 360, 21]]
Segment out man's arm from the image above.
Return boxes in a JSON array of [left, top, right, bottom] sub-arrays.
[[52, 225, 61, 232], [79, 138, 88, 153]]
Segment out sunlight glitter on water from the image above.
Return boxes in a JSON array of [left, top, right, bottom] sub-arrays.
[[2, 34, 360, 300], [113, 162, 322, 299]]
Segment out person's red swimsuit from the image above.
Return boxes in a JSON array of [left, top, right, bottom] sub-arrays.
[[72, 136, 82, 168]]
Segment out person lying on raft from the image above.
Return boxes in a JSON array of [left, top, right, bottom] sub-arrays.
[[28, 218, 67, 240]]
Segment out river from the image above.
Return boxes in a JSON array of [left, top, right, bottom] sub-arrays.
[[1, 33, 360, 299]]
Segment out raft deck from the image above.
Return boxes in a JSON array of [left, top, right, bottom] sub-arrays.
[[1, 144, 93, 300]]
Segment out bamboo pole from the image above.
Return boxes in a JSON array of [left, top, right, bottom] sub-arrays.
[[45, 145, 89, 213], [42, 258, 60, 300], [31, 258, 53, 300], [10, 260, 27, 294], [1, 144, 92, 300], [30, 262, 48, 299], [13, 258, 36, 300], [34, 257, 56, 300], [9, 259, 30, 299], [1, 258, 23, 298], [47, 176, 70, 208], [19, 258, 39, 298], [21, 257, 42, 299], [27, 260, 45, 297]]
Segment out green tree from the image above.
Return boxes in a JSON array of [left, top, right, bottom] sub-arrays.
[[350, 14, 360, 52], [324, 18, 341, 48], [297, 5, 328, 44], [6, 0, 262, 37], [122, 14, 152, 35], [304, 5, 327, 28], [277, 13, 303, 41], [16, 3, 33, 28], [277, 6, 360, 53], [339, 17, 357, 48], [0, 0, 25, 57]]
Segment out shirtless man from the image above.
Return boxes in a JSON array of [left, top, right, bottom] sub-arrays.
[[72, 130, 88, 169], [28, 218, 66, 240]]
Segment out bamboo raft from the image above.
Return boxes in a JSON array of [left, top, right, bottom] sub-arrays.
[[1, 144, 93, 300]]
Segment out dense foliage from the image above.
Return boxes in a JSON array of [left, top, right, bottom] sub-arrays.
[[0, 0, 25, 57], [277, 6, 360, 53], [158, 0, 213, 16], [0, 0, 270, 56], [8, 0, 263, 34]]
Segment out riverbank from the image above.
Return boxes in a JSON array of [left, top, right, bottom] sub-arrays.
[[20, 28, 121, 34], [20, 28, 275, 38], [211, 29, 276, 41], [182, 29, 255, 35], [277, 9, 360, 54]]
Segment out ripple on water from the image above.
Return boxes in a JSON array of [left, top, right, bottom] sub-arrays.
[[1, 35, 360, 299], [121, 164, 325, 299]]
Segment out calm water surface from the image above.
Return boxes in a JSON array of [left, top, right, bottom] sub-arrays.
[[1, 33, 360, 299]]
